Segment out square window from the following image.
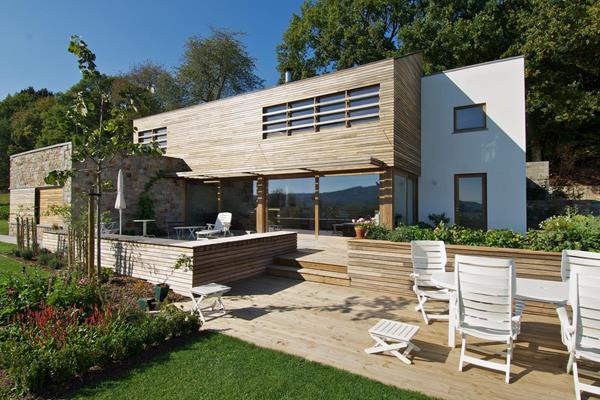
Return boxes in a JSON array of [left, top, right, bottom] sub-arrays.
[[454, 104, 486, 133]]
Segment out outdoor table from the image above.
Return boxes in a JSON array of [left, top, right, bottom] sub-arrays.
[[174, 225, 206, 241], [431, 271, 569, 347], [133, 219, 155, 237], [189, 283, 231, 323]]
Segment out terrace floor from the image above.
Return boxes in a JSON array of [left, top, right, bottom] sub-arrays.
[[204, 275, 584, 400]]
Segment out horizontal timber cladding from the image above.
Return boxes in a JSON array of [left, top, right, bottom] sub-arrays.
[[191, 233, 297, 286], [133, 54, 422, 176], [42, 231, 297, 295], [347, 239, 562, 319]]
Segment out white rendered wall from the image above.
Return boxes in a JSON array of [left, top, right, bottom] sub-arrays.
[[419, 57, 526, 232]]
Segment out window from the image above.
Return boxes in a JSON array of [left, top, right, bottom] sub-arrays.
[[138, 127, 167, 151], [319, 174, 379, 234], [268, 178, 315, 231], [453, 103, 486, 133], [394, 173, 417, 226], [261, 85, 380, 138], [454, 173, 487, 230]]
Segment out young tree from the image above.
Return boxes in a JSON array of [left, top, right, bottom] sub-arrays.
[[46, 35, 161, 278], [177, 28, 264, 104]]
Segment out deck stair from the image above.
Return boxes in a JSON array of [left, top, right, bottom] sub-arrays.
[[267, 250, 350, 286]]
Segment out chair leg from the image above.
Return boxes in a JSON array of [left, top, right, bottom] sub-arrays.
[[505, 339, 513, 384], [459, 337, 466, 372], [566, 352, 574, 374], [414, 292, 429, 325], [573, 360, 582, 400]]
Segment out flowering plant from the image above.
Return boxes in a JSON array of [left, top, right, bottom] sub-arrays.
[[352, 217, 376, 229]]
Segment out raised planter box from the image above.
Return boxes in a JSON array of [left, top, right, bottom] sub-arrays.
[[43, 231, 297, 295], [348, 239, 562, 318]]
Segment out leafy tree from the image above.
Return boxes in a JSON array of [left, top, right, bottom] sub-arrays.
[[0, 88, 54, 191], [277, 0, 410, 81], [124, 62, 184, 111], [46, 35, 161, 278], [177, 28, 264, 104]]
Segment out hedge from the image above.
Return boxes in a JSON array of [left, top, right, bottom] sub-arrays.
[[366, 209, 600, 253]]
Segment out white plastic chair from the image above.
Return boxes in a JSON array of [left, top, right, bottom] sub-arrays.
[[561, 249, 600, 282], [455, 255, 521, 383], [410, 241, 450, 324], [558, 273, 600, 400], [196, 212, 232, 239]]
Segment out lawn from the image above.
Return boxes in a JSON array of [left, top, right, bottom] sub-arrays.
[[71, 332, 432, 400], [0, 243, 48, 283]]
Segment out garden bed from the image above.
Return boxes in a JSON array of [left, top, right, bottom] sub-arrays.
[[0, 249, 200, 396]]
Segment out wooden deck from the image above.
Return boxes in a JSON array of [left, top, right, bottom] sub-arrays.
[[206, 275, 581, 400]]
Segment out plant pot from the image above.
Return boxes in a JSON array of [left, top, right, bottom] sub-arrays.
[[154, 284, 169, 302], [354, 226, 366, 239], [138, 297, 156, 311]]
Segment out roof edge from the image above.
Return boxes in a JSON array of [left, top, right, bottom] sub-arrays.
[[9, 142, 72, 159]]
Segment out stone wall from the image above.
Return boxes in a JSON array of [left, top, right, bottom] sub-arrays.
[[8, 142, 73, 234], [9, 142, 191, 236], [72, 154, 189, 235], [526, 161, 549, 189]]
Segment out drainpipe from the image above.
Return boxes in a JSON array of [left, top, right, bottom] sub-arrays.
[[285, 70, 292, 83]]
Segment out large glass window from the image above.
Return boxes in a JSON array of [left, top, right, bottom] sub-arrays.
[[319, 174, 379, 236], [186, 182, 217, 225], [268, 178, 314, 231], [455, 173, 487, 230], [222, 179, 257, 232]]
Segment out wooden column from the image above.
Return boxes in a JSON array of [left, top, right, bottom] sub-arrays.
[[379, 168, 394, 228], [255, 177, 268, 233], [314, 175, 320, 239]]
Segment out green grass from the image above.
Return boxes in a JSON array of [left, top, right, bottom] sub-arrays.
[[0, 243, 48, 283], [71, 333, 433, 400]]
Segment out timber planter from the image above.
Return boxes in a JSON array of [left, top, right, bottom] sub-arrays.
[[347, 239, 562, 318]]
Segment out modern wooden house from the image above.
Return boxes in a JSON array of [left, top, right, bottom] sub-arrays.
[[134, 53, 526, 235], [9, 53, 526, 236]]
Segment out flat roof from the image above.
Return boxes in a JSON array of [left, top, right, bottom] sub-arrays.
[[423, 55, 525, 78]]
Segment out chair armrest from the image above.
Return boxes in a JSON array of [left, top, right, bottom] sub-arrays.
[[557, 306, 575, 347], [206, 223, 214, 229]]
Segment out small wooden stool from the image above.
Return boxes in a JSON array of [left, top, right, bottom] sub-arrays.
[[189, 283, 231, 323], [365, 319, 420, 365]]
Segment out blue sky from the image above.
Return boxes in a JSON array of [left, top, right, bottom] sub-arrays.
[[0, 0, 304, 99]]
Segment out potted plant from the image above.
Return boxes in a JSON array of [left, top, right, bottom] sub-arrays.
[[353, 217, 375, 239], [154, 283, 170, 302]]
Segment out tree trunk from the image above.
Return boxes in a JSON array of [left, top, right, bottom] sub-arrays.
[[87, 194, 95, 278], [96, 165, 102, 279]]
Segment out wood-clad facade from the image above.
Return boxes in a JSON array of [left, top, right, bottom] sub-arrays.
[[133, 54, 423, 233]]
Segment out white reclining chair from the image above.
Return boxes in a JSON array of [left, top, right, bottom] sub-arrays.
[[196, 212, 232, 239], [455, 255, 521, 384], [410, 240, 450, 324], [558, 273, 600, 400], [561, 249, 600, 282]]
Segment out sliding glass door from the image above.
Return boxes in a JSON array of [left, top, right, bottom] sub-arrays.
[[454, 173, 487, 230], [268, 178, 314, 231]]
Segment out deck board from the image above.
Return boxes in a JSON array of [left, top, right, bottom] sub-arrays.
[[203, 275, 581, 400]]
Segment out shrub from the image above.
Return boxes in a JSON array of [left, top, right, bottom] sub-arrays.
[[37, 252, 50, 266], [47, 254, 64, 270], [0, 205, 8, 220], [20, 249, 34, 261], [365, 208, 600, 253]]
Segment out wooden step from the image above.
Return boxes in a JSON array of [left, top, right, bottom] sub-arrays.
[[266, 264, 350, 287], [273, 255, 347, 274]]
